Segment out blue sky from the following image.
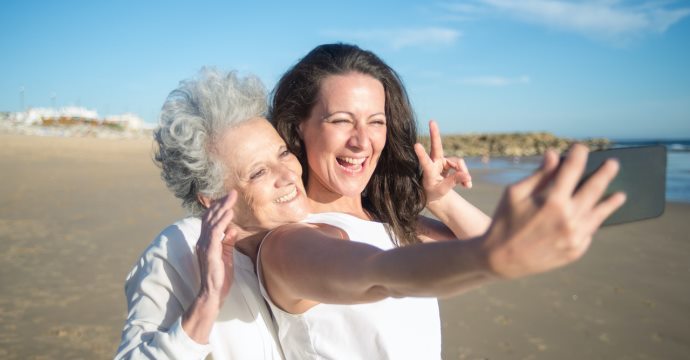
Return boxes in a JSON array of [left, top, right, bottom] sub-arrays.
[[2, 0, 689, 139]]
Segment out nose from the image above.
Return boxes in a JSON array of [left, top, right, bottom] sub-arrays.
[[274, 162, 298, 187], [347, 123, 371, 150]]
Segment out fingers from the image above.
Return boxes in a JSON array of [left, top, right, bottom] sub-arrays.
[[510, 149, 560, 199], [552, 144, 589, 198], [204, 191, 238, 224], [428, 120, 444, 161], [573, 159, 620, 210], [455, 158, 472, 188], [199, 190, 238, 249], [530, 149, 560, 195], [223, 227, 239, 246], [210, 192, 238, 243], [445, 157, 472, 188], [587, 191, 627, 230], [414, 143, 433, 170]]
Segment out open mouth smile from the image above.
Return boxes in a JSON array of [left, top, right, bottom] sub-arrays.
[[274, 186, 298, 203], [336, 156, 367, 174]]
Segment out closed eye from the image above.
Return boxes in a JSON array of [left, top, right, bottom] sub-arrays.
[[249, 168, 266, 180]]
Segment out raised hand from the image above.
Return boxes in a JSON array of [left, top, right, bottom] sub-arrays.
[[414, 120, 472, 204], [182, 190, 239, 343], [196, 190, 239, 302], [483, 144, 626, 278]]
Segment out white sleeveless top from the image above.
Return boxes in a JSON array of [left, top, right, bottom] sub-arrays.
[[258, 212, 441, 360]]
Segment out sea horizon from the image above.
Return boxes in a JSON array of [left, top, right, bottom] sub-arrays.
[[467, 138, 690, 204]]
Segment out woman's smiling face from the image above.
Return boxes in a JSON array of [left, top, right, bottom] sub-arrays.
[[299, 72, 387, 201], [217, 118, 310, 231]]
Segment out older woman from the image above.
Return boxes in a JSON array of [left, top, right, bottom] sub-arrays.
[[115, 69, 288, 359]]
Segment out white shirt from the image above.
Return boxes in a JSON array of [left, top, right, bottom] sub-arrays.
[[258, 212, 442, 360], [115, 217, 284, 360]]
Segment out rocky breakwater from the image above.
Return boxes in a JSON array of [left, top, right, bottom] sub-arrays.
[[419, 132, 610, 157]]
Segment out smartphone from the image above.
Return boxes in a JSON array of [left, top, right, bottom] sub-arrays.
[[573, 145, 666, 226]]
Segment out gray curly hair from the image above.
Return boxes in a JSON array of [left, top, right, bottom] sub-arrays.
[[154, 68, 268, 216]]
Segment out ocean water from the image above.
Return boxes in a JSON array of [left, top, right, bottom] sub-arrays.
[[466, 139, 690, 204]]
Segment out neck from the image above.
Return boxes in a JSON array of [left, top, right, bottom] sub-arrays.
[[233, 228, 268, 265], [306, 189, 371, 220]]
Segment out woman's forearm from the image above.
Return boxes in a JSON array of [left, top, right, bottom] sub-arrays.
[[261, 225, 498, 310], [181, 294, 221, 344], [426, 190, 491, 240], [368, 236, 496, 298]]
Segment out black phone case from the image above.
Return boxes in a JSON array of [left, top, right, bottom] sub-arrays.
[[576, 145, 667, 226]]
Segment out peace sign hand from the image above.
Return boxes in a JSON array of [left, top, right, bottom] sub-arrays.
[[414, 120, 472, 204]]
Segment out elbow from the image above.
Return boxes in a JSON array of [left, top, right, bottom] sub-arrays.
[[361, 284, 393, 302]]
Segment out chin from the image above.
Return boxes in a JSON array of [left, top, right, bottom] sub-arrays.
[[286, 203, 310, 221], [275, 213, 307, 226], [334, 183, 369, 198]]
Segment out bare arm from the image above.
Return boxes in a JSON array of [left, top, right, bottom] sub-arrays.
[[259, 223, 493, 314], [261, 144, 625, 314], [414, 120, 491, 241]]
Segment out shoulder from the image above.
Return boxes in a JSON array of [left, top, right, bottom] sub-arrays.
[[161, 217, 202, 248], [265, 222, 349, 243], [142, 217, 201, 259], [124, 217, 201, 288]]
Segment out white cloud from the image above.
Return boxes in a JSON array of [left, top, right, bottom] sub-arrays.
[[461, 75, 531, 86], [323, 27, 461, 50], [445, 0, 690, 43], [439, 2, 486, 15]]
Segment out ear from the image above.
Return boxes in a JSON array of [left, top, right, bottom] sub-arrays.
[[197, 193, 213, 209]]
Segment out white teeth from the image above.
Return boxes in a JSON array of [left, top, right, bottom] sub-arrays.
[[338, 157, 366, 165], [274, 187, 297, 203]]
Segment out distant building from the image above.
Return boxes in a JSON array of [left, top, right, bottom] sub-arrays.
[[5, 107, 144, 131], [10, 107, 100, 126], [103, 113, 144, 130]]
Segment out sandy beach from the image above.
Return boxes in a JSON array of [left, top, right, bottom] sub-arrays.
[[1, 133, 688, 359]]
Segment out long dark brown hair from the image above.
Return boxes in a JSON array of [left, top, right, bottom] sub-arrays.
[[269, 43, 425, 246]]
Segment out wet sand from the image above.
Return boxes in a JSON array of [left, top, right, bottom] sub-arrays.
[[443, 177, 690, 359], [1, 133, 688, 359]]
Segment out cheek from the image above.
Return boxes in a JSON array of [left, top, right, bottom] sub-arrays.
[[233, 188, 263, 225], [305, 127, 343, 154], [304, 138, 331, 170], [288, 158, 303, 178], [373, 130, 387, 155]]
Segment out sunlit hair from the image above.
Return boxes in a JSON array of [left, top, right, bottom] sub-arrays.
[[154, 68, 267, 216], [270, 43, 425, 246]]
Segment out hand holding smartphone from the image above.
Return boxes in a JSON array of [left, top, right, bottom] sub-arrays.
[[574, 145, 666, 226]]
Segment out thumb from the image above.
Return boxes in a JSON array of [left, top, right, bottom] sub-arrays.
[[222, 227, 239, 247]]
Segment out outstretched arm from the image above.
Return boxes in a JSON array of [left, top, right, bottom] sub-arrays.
[[414, 120, 491, 241], [259, 223, 493, 314], [260, 145, 625, 314]]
